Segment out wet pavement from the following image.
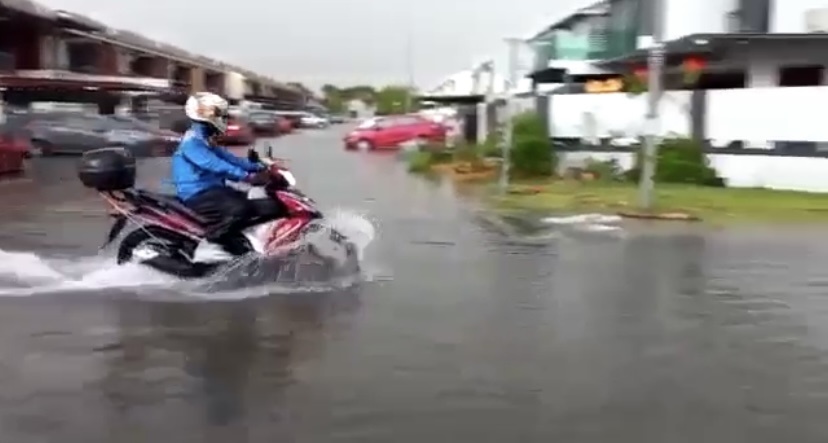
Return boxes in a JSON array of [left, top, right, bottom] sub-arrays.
[[1, 126, 828, 441]]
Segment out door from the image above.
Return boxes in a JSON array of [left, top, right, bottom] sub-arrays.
[[371, 118, 399, 148], [66, 116, 108, 153], [36, 116, 85, 153], [383, 117, 415, 147], [396, 116, 425, 143]]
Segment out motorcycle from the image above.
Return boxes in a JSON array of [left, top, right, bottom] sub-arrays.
[[78, 146, 359, 282]]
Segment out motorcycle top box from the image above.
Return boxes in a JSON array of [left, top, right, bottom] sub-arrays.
[[78, 147, 137, 191]]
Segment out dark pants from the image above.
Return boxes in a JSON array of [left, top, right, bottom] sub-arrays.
[[186, 187, 284, 253]]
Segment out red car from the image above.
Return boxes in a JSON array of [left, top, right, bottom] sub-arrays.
[[344, 115, 447, 150], [216, 115, 255, 145]]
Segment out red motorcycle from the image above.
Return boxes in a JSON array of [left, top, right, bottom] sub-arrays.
[[79, 146, 358, 280]]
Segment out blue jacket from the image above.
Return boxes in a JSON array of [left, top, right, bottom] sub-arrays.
[[171, 122, 263, 201]]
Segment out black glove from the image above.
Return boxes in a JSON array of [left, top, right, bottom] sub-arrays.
[[246, 170, 270, 186]]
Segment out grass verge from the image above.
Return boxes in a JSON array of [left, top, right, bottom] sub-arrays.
[[486, 180, 828, 223]]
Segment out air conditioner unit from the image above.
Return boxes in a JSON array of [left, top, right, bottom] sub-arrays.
[[805, 8, 828, 32]]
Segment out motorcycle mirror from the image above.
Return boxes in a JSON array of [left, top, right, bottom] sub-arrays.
[[247, 148, 260, 163]]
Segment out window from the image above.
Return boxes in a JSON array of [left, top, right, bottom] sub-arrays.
[[394, 116, 422, 126], [778, 66, 823, 87], [249, 112, 273, 123]]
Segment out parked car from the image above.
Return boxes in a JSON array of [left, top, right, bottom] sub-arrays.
[[344, 115, 447, 150], [329, 114, 348, 124], [156, 107, 190, 134], [276, 116, 293, 134], [247, 111, 281, 136], [104, 115, 182, 155], [215, 115, 255, 145], [26, 115, 121, 157], [299, 112, 330, 129], [22, 114, 156, 156], [273, 111, 304, 129]]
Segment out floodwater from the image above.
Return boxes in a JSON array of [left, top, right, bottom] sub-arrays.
[[1, 127, 828, 442]]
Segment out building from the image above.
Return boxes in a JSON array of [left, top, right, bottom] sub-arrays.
[[521, 0, 828, 192], [528, 0, 828, 90], [0, 0, 309, 112]]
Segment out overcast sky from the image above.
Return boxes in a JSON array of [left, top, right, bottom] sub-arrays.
[[38, 0, 587, 90]]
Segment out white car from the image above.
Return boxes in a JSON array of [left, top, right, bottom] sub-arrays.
[[299, 113, 330, 129]]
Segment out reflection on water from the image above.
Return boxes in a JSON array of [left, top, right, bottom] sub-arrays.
[[89, 290, 361, 443]]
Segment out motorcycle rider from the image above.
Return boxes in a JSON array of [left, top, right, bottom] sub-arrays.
[[171, 92, 276, 260]]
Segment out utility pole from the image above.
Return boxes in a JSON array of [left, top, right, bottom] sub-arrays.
[[404, 24, 415, 112], [638, 0, 665, 210], [499, 38, 522, 194]]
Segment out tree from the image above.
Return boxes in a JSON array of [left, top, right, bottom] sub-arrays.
[[321, 84, 345, 113], [374, 85, 417, 115], [318, 84, 421, 114]]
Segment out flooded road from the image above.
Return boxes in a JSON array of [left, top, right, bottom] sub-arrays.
[[1, 127, 828, 441]]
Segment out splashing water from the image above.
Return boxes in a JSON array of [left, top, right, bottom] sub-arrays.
[[0, 209, 378, 298], [0, 250, 177, 296], [324, 207, 376, 261]]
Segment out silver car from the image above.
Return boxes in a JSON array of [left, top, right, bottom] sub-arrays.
[[27, 114, 158, 156]]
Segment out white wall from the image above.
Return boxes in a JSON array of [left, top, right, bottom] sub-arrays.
[[224, 71, 246, 101], [706, 87, 828, 144], [549, 86, 828, 142], [549, 91, 692, 139]]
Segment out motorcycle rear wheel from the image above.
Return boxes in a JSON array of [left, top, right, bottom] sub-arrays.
[[117, 227, 212, 278]]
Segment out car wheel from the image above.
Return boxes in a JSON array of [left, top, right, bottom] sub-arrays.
[[355, 140, 373, 151]]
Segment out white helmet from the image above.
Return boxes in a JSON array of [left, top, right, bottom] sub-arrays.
[[185, 92, 230, 134]]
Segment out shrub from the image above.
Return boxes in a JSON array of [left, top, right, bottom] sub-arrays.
[[406, 151, 433, 173], [406, 148, 455, 173], [512, 111, 547, 140], [584, 157, 623, 181], [509, 112, 555, 177], [626, 137, 725, 187], [430, 150, 454, 164], [511, 136, 555, 177]]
